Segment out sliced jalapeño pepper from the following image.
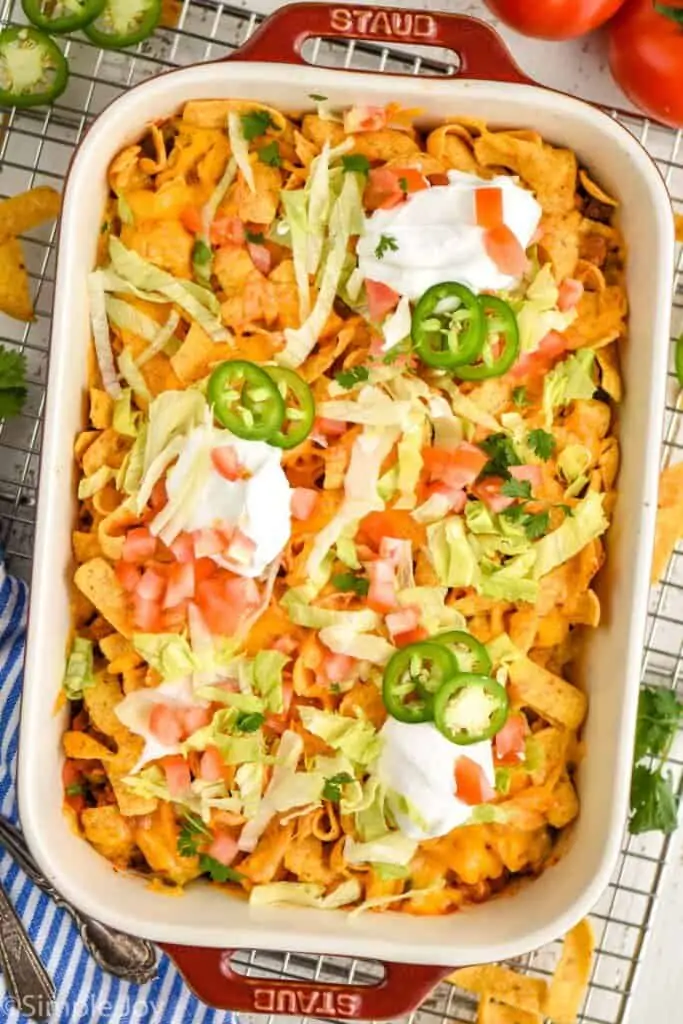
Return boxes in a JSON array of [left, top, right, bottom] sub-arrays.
[[84, 0, 161, 49], [22, 0, 106, 34], [265, 366, 315, 450], [0, 27, 68, 109], [433, 673, 509, 745], [382, 641, 458, 724], [453, 296, 520, 381], [208, 360, 285, 442], [435, 630, 492, 677], [412, 282, 485, 369]]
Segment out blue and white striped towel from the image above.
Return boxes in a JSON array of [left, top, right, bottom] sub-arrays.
[[0, 569, 235, 1024]]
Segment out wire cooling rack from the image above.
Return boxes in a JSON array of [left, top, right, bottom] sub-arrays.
[[0, 2, 682, 1022]]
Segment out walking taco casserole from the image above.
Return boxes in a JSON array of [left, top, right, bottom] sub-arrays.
[[62, 98, 627, 916]]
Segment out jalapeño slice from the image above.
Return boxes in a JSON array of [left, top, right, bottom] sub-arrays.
[[265, 366, 315, 450], [435, 630, 492, 676], [382, 641, 458, 724], [0, 27, 68, 109], [433, 673, 509, 745], [453, 295, 520, 381], [208, 360, 285, 442], [22, 0, 106, 34], [412, 282, 485, 369], [84, 0, 161, 49]]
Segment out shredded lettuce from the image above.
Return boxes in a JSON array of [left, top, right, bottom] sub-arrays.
[[192, 778, 242, 823], [558, 444, 592, 484], [117, 424, 147, 495], [132, 634, 198, 681], [378, 465, 399, 503], [143, 390, 206, 475], [353, 777, 389, 840], [108, 237, 231, 342], [306, 142, 334, 276], [105, 296, 160, 343], [382, 295, 411, 350], [427, 517, 479, 588], [91, 267, 167, 304], [202, 155, 238, 241], [533, 491, 608, 579], [479, 551, 539, 603], [298, 707, 381, 766], [250, 879, 361, 909], [428, 395, 464, 450], [135, 435, 186, 514], [122, 765, 172, 803], [411, 493, 451, 525], [397, 587, 465, 634], [517, 263, 576, 354], [63, 637, 95, 700], [349, 883, 444, 917], [238, 731, 321, 852], [486, 633, 523, 668], [318, 625, 395, 665], [317, 386, 412, 429], [136, 310, 181, 367], [439, 380, 502, 433], [181, 708, 265, 763], [235, 763, 264, 820], [336, 535, 360, 569], [87, 271, 122, 398], [344, 832, 417, 867], [280, 189, 311, 322], [281, 590, 380, 632], [278, 172, 363, 368], [112, 389, 138, 438], [543, 349, 596, 426], [227, 112, 255, 193], [117, 348, 151, 405], [78, 465, 114, 500], [394, 412, 426, 511], [250, 650, 289, 714], [465, 501, 497, 535]]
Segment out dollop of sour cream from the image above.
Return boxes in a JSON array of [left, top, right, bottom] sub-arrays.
[[165, 424, 292, 578], [357, 170, 542, 300], [377, 718, 495, 840]]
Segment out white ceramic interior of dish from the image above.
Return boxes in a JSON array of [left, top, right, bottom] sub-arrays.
[[18, 61, 674, 966]]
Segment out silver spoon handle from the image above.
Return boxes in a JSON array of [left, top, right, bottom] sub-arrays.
[[0, 816, 157, 985], [0, 881, 54, 1021]]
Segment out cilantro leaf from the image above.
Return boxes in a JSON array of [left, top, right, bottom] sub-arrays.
[[342, 154, 370, 175], [634, 686, 683, 762], [335, 365, 369, 389], [629, 765, 679, 835], [177, 813, 210, 858], [501, 478, 532, 500], [398, 176, 408, 192], [245, 229, 265, 244], [241, 109, 275, 142], [331, 573, 369, 596], [322, 772, 354, 802], [527, 428, 556, 461], [199, 855, 246, 884], [65, 783, 84, 798], [257, 141, 281, 167], [501, 504, 526, 524], [523, 509, 550, 540], [0, 346, 27, 420], [309, 93, 328, 102], [512, 386, 530, 408], [236, 711, 265, 733], [479, 433, 521, 479], [192, 239, 212, 266], [374, 233, 398, 260]]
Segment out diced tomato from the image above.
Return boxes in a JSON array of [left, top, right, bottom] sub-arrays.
[[194, 557, 218, 583], [358, 509, 425, 549], [344, 104, 387, 133], [136, 567, 166, 602], [162, 601, 189, 632], [210, 216, 245, 247], [320, 652, 357, 683], [314, 416, 347, 437], [483, 224, 528, 277], [198, 745, 225, 782], [164, 562, 195, 609], [558, 278, 584, 312], [494, 714, 528, 765], [71, 709, 89, 732], [510, 330, 568, 380], [367, 558, 398, 613], [291, 487, 318, 521], [171, 532, 195, 564], [471, 476, 515, 513], [423, 442, 487, 489], [122, 526, 157, 563], [271, 635, 297, 655], [364, 167, 404, 211], [211, 445, 243, 481], [247, 242, 272, 275], [427, 482, 467, 513], [180, 205, 202, 234], [194, 527, 230, 559], [281, 680, 293, 715], [454, 756, 496, 806], [393, 167, 428, 194], [427, 172, 450, 187], [223, 576, 260, 608], [226, 528, 256, 567], [366, 279, 400, 322], [149, 704, 184, 746], [394, 626, 429, 647], [475, 187, 504, 229], [510, 465, 543, 490], [385, 606, 420, 639], [207, 831, 239, 867], [196, 574, 260, 635], [132, 593, 163, 632], [163, 755, 191, 798], [115, 560, 141, 593]]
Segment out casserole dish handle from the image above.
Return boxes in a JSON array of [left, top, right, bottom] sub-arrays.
[[230, 1, 534, 84], [161, 944, 453, 1019]]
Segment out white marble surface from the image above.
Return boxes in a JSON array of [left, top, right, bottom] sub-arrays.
[[234, 1, 683, 1020]]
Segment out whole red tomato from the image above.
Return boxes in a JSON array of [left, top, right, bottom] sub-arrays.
[[608, 1, 683, 127], [483, 0, 627, 40]]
